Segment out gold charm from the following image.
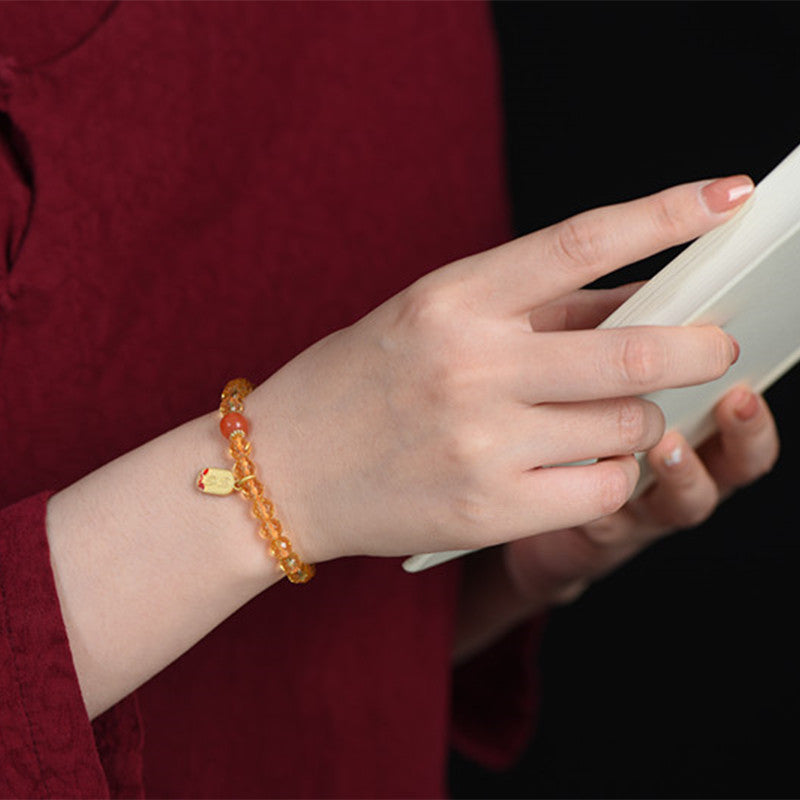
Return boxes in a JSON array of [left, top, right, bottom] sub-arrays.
[[196, 467, 236, 495]]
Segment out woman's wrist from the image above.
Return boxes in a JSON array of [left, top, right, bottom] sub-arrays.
[[200, 379, 315, 583], [46, 403, 295, 718], [183, 409, 291, 587], [245, 372, 339, 566]]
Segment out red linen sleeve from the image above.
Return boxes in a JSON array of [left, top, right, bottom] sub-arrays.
[[0, 492, 143, 799], [450, 616, 547, 771]]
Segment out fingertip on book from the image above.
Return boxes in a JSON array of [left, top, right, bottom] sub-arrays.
[[731, 386, 760, 422], [701, 175, 754, 215], [729, 334, 740, 365]]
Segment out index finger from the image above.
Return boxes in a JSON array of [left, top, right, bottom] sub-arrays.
[[456, 175, 753, 317]]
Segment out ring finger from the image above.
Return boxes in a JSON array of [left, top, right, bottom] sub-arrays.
[[509, 396, 666, 468], [583, 431, 720, 548]]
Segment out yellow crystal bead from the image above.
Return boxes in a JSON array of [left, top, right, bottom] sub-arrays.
[[286, 564, 315, 584], [270, 537, 292, 559], [251, 496, 276, 523]]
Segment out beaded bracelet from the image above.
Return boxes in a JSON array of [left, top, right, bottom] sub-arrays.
[[196, 378, 315, 584]]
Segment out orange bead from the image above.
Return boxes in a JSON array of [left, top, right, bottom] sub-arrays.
[[270, 537, 292, 559], [280, 554, 299, 573], [220, 412, 248, 439], [251, 497, 274, 523], [287, 564, 315, 584]]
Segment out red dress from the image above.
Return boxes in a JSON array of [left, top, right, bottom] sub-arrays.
[[0, 3, 540, 797]]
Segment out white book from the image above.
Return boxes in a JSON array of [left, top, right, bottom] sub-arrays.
[[404, 142, 800, 574]]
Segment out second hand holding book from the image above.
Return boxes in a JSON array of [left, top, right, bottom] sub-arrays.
[[404, 142, 800, 573]]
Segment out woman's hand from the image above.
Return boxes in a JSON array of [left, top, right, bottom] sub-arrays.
[[453, 342, 779, 664], [501, 386, 779, 610], [250, 176, 752, 564]]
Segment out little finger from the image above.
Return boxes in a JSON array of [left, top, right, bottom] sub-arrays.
[[512, 455, 640, 538]]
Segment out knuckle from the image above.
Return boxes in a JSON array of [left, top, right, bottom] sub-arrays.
[[618, 331, 665, 389], [651, 191, 689, 239], [553, 215, 607, 269], [394, 281, 477, 406], [399, 281, 457, 336], [445, 424, 493, 472], [615, 398, 650, 452]]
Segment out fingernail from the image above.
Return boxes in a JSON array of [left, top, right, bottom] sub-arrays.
[[734, 389, 759, 422], [701, 176, 754, 214], [663, 441, 683, 468], [728, 334, 740, 365]]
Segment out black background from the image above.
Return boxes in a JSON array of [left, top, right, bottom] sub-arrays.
[[451, 3, 800, 798]]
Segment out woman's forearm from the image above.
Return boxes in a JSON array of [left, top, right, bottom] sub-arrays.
[[47, 407, 294, 720]]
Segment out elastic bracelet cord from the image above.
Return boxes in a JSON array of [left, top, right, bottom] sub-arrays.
[[196, 378, 315, 584]]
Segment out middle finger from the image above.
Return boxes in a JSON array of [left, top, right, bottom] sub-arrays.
[[516, 325, 737, 403]]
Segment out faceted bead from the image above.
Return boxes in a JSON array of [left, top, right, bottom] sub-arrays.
[[285, 561, 315, 583], [220, 412, 248, 439], [221, 378, 254, 403], [233, 458, 255, 479], [225, 395, 245, 414], [229, 438, 251, 458], [251, 497, 275, 523], [270, 537, 291, 558], [239, 478, 262, 499], [281, 554, 299, 573]]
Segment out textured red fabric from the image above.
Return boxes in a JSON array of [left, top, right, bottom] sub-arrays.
[[0, 492, 142, 799], [0, 3, 540, 797], [451, 618, 547, 771]]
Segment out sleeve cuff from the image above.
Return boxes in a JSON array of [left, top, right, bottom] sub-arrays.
[[450, 615, 547, 771], [0, 491, 143, 798]]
